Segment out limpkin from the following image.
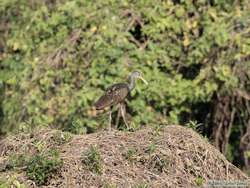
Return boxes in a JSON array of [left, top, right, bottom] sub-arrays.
[[94, 71, 148, 130]]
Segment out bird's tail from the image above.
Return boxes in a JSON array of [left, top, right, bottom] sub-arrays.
[[86, 106, 110, 117]]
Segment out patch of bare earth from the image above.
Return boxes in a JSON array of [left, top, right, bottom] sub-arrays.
[[0, 125, 249, 187]]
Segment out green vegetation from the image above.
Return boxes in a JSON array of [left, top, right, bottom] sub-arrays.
[[0, 0, 249, 171], [0, 178, 26, 188], [103, 183, 117, 188], [82, 146, 102, 174], [186, 120, 202, 133], [152, 124, 165, 137], [146, 142, 156, 154], [7, 153, 28, 169], [32, 140, 47, 152], [124, 148, 138, 162], [135, 183, 149, 188], [26, 150, 63, 185], [195, 176, 204, 186], [3, 149, 63, 186], [52, 131, 73, 145]]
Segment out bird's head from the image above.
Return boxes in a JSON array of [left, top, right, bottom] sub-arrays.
[[130, 70, 148, 85]]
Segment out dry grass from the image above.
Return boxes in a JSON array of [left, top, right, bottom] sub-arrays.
[[0, 125, 249, 187]]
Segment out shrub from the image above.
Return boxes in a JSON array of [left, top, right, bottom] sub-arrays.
[[26, 150, 63, 185]]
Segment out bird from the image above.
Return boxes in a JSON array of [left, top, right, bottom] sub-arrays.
[[94, 70, 148, 130]]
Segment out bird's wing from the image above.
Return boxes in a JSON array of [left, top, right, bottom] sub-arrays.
[[94, 94, 114, 110], [94, 83, 129, 110]]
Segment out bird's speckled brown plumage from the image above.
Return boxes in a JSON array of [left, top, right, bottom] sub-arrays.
[[94, 83, 129, 110], [94, 71, 148, 130]]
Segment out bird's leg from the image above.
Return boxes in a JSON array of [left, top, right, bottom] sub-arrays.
[[120, 103, 129, 129], [115, 103, 121, 129], [108, 107, 112, 131]]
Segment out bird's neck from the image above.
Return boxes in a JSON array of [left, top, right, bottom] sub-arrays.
[[128, 75, 135, 91]]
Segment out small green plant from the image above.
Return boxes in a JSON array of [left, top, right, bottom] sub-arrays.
[[13, 180, 26, 188], [102, 183, 117, 188], [0, 178, 8, 188], [123, 148, 138, 162], [26, 149, 63, 185], [195, 176, 204, 186], [152, 124, 165, 136], [68, 119, 87, 134], [32, 140, 47, 152], [186, 120, 202, 133], [52, 131, 73, 145], [146, 143, 156, 154], [202, 135, 209, 142], [82, 146, 102, 174], [135, 183, 149, 188], [126, 122, 141, 132], [7, 153, 28, 169], [0, 177, 26, 188]]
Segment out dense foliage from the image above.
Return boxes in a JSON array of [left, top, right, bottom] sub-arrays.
[[0, 0, 249, 171]]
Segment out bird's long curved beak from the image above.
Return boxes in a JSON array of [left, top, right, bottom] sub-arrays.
[[138, 76, 148, 85]]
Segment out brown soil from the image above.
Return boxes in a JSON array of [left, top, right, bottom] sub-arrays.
[[0, 125, 249, 188]]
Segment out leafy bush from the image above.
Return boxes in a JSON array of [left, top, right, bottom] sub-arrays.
[[2, 149, 62, 186], [26, 150, 63, 185], [0, 0, 249, 170]]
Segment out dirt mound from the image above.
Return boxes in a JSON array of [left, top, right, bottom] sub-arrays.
[[0, 125, 249, 187]]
